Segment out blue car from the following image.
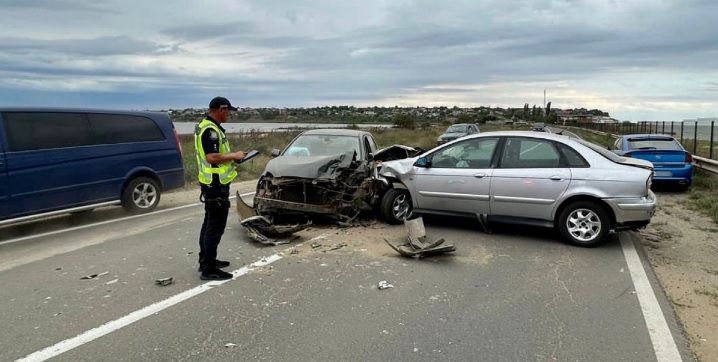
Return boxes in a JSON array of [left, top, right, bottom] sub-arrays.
[[609, 134, 693, 189], [0, 107, 185, 226]]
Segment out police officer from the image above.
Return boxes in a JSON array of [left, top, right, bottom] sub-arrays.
[[195, 96, 247, 280]]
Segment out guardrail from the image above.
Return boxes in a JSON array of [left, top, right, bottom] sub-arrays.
[[693, 156, 718, 174]]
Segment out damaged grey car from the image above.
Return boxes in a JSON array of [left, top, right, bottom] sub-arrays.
[[239, 129, 423, 241]]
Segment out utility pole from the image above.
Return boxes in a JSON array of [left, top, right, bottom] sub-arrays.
[[543, 89, 546, 108]]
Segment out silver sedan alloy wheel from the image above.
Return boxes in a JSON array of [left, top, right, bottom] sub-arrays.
[[566, 208, 602, 243]]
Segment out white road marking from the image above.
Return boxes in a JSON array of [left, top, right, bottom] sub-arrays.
[[620, 233, 683, 362], [0, 192, 255, 246], [15, 253, 283, 362]]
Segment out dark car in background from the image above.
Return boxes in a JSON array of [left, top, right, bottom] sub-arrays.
[[437, 123, 480, 145], [533, 123, 547, 132], [608, 134, 694, 189]]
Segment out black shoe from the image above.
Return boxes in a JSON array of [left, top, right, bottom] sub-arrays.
[[200, 268, 233, 281], [197, 260, 231, 272]]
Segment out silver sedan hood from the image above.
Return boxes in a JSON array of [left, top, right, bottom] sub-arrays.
[[379, 157, 418, 177]]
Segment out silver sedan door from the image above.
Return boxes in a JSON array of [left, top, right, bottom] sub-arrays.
[[413, 137, 499, 215], [490, 137, 571, 220]]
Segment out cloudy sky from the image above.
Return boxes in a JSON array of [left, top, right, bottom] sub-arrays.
[[1, 0, 716, 121]]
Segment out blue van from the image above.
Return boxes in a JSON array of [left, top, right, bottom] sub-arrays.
[[0, 108, 185, 226]]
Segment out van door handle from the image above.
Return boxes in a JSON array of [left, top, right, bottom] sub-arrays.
[[474, 173, 487, 178], [550, 175, 563, 181]]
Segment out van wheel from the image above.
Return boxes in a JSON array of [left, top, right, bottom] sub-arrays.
[[121, 177, 161, 214], [557, 201, 609, 247], [381, 189, 412, 224]]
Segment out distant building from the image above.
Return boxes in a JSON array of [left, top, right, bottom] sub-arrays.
[[593, 116, 619, 124], [556, 110, 593, 124]]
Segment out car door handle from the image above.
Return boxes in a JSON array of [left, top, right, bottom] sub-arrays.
[[549, 175, 563, 181], [474, 173, 487, 178]]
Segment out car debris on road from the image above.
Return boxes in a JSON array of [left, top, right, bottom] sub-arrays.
[[80, 271, 109, 280], [155, 277, 174, 286], [384, 217, 456, 258]]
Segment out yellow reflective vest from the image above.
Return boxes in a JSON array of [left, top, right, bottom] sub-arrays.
[[194, 119, 237, 185]]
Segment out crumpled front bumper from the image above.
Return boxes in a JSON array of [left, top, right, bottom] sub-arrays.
[[235, 191, 311, 245]]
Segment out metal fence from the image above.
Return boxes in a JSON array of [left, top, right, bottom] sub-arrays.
[[566, 120, 718, 160]]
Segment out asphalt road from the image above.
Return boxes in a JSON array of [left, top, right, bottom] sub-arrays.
[[0, 196, 694, 362]]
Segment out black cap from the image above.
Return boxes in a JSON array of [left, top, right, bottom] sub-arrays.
[[208, 96, 238, 110]]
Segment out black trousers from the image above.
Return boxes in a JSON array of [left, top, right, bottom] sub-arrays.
[[198, 184, 230, 272]]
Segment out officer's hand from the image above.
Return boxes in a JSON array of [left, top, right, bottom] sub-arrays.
[[235, 151, 247, 161]]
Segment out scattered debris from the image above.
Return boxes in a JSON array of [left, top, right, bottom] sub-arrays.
[[155, 277, 174, 286], [384, 217, 456, 258], [326, 242, 348, 252], [80, 271, 109, 280], [289, 247, 299, 255], [105, 279, 118, 285], [310, 242, 322, 249], [224, 343, 237, 348], [378, 280, 394, 290]]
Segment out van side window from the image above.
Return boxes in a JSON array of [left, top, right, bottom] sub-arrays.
[[3, 112, 90, 151], [87, 114, 165, 144]]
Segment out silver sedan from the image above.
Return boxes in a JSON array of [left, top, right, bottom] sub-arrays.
[[377, 131, 657, 247]]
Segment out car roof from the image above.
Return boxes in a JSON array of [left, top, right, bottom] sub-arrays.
[[298, 128, 370, 137], [449, 123, 473, 126], [470, 130, 566, 140]]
